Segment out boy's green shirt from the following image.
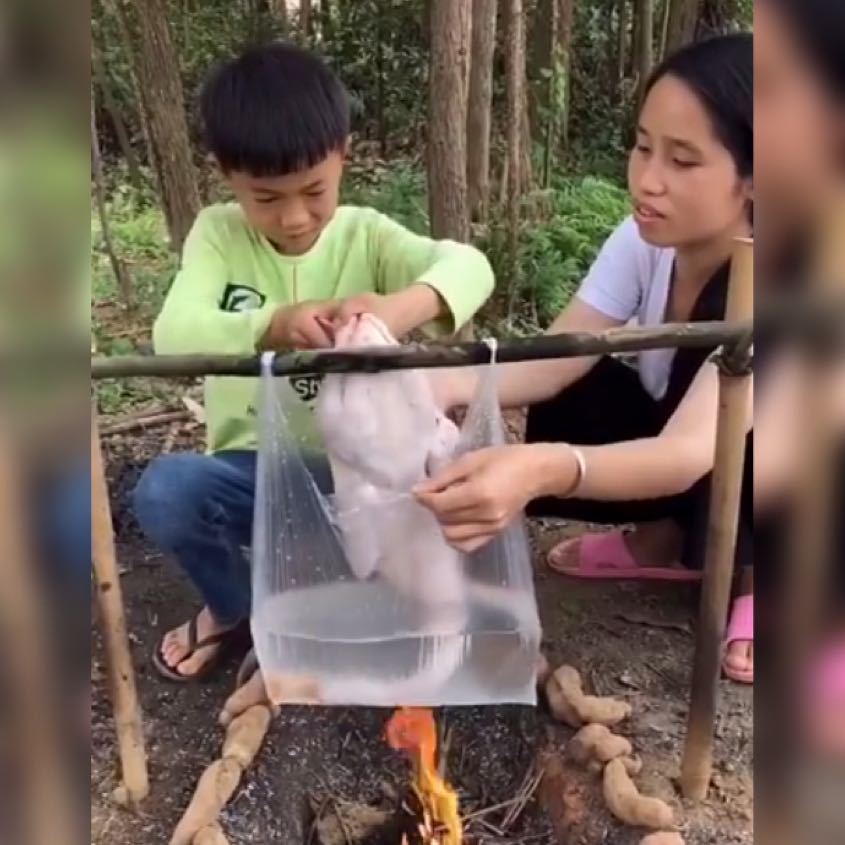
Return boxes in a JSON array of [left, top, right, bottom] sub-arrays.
[[153, 203, 495, 453]]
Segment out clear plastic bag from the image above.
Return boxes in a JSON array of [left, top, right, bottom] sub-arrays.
[[251, 345, 542, 707]]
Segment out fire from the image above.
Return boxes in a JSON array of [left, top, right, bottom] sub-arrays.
[[386, 708, 462, 845]]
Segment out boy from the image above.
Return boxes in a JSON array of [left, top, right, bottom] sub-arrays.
[[133, 42, 494, 681]]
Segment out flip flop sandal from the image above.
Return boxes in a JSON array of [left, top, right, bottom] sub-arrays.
[[152, 617, 250, 683], [546, 530, 703, 582], [722, 594, 754, 684]]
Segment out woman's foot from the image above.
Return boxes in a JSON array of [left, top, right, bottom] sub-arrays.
[[547, 521, 701, 582], [155, 607, 244, 680], [722, 593, 754, 684], [805, 635, 845, 756]]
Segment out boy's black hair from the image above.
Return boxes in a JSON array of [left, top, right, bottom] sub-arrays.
[[200, 41, 350, 176], [644, 33, 753, 182]]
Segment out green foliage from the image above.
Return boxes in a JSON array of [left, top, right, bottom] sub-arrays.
[[480, 176, 630, 326], [342, 161, 429, 234], [320, 0, 428, 147], [91, 169, 177, 317]]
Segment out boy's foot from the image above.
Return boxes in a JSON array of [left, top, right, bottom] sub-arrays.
[[547, 525, 701, 582], [153, 607, 247, 681]]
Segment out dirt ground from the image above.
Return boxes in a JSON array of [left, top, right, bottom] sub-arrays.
[[91, 434, 753, 845]]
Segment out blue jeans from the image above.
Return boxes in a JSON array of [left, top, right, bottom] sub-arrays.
[[43, 466, 92, 581], [132, 450, 332, 626]]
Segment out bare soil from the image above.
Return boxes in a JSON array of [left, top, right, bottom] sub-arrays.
[[91, 431, 753, 845]]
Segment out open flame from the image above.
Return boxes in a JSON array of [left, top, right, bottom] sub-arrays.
[[386, 708, 462, 845]]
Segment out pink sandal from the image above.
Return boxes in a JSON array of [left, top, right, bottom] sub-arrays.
[[722, 594, 754, 684], [808, 637, 845, 705], [546, 530, 703, 582], [805, 636, 845, 754]]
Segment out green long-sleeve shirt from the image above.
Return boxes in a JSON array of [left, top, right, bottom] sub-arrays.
[[153, 203, 494, 453]]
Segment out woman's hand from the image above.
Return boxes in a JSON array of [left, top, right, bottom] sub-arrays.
[[414, 444, 576, 552]]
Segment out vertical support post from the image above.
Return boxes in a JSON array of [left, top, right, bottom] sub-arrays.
[[91, 409, 149, 804], [681, 238, 754, 800]]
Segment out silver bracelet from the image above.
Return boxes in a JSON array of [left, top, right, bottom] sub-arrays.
[[567, 447, 586, 498]]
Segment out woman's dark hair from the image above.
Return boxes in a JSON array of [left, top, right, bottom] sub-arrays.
[[200, 42, 350, 176], [643, 33, 753, 182], [768, 0, 845, 102]]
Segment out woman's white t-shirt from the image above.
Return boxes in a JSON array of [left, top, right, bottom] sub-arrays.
[[576, 216, 676, 400]]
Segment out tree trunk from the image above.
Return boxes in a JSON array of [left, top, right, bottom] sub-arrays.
[[504, 0, 524, 280], [92, 46, 144, 191], [634, 0, 654, 106], [531, 0, 558, 187], [319, 0, 333, 40], [427, 0, 471, 244], [125, 0, 201, 253], [376, 0, 387, 155], [557, 0, 575, 158], [617, 0, 628, 89], [300, 0, 312, 40], [518, 8, 533, 197], [467, 0, 497, 220], [106, 0, 158, 183], [273, 0, 289, 34], [91, 95, 134, 310], [665, 0, 701, 54], [659, 0, 671, 59]]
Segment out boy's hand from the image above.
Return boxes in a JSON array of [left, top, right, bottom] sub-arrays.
[[260, 300, 338, 350], [334, 285, 444, 339]]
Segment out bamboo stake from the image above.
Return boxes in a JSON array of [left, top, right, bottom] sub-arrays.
[[681, 238, 754, 800], [781, 197, 845, 768], [91, 320, 750, 380], [91, 409, 149, 804]]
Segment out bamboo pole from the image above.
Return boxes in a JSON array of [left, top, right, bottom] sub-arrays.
[[91, 409, 149, 804], [681, 238, 754, 800], [91, 320, 750, 380]]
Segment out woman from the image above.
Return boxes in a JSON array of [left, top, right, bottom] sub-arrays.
[[416, 34, 755, 682]]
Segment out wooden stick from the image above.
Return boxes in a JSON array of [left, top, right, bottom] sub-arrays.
[[781, 196, 845, 757], [100, 409, 191, 436], [91, 320, 750, 380], [681, 238, 754, 800], [91, 409, 149, 804]]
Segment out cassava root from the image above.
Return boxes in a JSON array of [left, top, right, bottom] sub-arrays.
[[603, 758, 675, 830], [536, 653, 551, 686], [193, 824, 230, 844], [222, 705, 272, 768], [169, 759, 242, 845], [546, 665, 632, 728], [173, 687, 274, 844], [639, 833, 685, 845], [569, 724, 632, 765]]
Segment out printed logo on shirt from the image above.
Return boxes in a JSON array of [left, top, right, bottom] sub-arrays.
[[221, 284, 267, 313], [290, 374, 324, 404]]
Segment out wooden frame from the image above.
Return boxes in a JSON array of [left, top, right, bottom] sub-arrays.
[[90, 245, 754, 806]]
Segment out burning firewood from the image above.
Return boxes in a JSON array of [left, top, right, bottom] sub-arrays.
[[386, 708, 462, 845]]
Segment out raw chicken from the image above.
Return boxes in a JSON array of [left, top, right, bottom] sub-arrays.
[[315, 314, 466, 620]]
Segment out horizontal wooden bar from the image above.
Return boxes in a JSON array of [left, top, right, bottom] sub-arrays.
[[91, 320, 751, 380]]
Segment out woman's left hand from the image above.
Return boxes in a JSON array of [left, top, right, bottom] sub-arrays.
[[414, 444, 554, 553]]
